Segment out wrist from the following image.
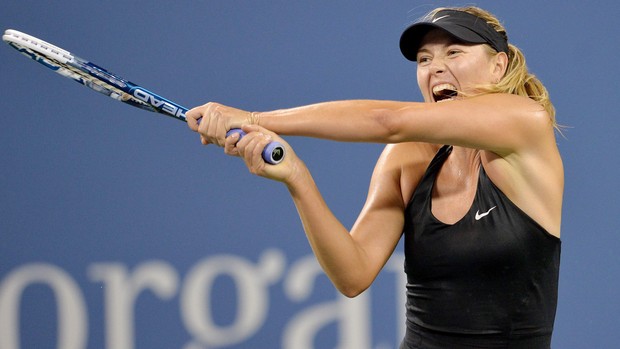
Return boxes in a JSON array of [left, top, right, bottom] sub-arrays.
[[284, 161, 313, 194], [249, 111, 261, 126]]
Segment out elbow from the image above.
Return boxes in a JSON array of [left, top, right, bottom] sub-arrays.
[[340, 288, 366, 299], [335, 280, 371, 298], [371, 108, 405, 143]]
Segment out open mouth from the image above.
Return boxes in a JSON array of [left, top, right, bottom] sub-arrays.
[[432, 83, 458, 102]]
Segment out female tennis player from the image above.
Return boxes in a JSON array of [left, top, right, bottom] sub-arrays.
[[187, 6, 562, 348]]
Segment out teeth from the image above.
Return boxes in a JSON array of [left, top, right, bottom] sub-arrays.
[[432, 83, 457, 95], [432, 83, 458, 102]]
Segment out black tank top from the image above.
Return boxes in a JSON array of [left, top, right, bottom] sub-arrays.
[[402, 145, 561, 348]]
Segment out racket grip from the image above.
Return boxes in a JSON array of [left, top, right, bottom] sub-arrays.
[[226, 129, 285, 165]]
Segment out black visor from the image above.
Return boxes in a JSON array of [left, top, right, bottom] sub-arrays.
[[400, 9, 509, 61]]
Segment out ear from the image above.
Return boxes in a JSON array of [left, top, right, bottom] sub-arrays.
[[492, 51, 509, 81]]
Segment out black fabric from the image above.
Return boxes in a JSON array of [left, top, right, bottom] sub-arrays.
[[400, 321, 552, 349], [400, 9, 509, 61], [401, 145, 560, 348]]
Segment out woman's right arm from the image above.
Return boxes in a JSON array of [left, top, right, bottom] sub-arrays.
[[188, 94, 550, 156]]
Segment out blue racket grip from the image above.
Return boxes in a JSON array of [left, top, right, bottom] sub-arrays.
[[226, 128, 285, 165]]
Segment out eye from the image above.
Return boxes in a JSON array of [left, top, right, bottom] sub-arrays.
[[417, 55, 432, 65], [447, 49, 461, 56]]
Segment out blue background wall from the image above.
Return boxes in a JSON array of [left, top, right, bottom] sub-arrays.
[[1, 1, 618, 348]]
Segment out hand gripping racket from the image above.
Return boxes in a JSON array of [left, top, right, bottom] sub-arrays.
[[2, 29, 285, 164]]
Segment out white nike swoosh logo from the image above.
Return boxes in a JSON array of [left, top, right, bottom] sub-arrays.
[[432, 15, 450, 23], [475, 206, 497, 220]]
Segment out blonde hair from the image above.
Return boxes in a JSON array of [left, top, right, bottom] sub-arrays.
[[428, 7, 557, 128]]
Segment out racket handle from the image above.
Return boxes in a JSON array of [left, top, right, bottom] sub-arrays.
[[195, 118, 285, 164], [226, 129, 285, 165]]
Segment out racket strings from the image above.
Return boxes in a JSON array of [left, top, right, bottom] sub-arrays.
[[20, 42, 154, 111]]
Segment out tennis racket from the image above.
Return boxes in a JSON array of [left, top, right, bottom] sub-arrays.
[[2, 29, 285, 164]]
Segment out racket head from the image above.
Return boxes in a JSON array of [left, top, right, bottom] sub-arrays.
[[4, 29, 286, 164], [2, 29, 187, 121]]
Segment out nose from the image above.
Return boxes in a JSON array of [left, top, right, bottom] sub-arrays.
[[429, 57, 447, 75]]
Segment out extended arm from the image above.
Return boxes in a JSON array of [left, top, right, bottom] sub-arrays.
[[187, 93, 551, 156]]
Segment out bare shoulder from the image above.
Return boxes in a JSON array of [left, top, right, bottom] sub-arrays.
[[470, 93, 544, 109], [468, 95, 563, 237], [474, 93, 549, 124], [481, 118, 564, 237], [396, 93, 553, 153]]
